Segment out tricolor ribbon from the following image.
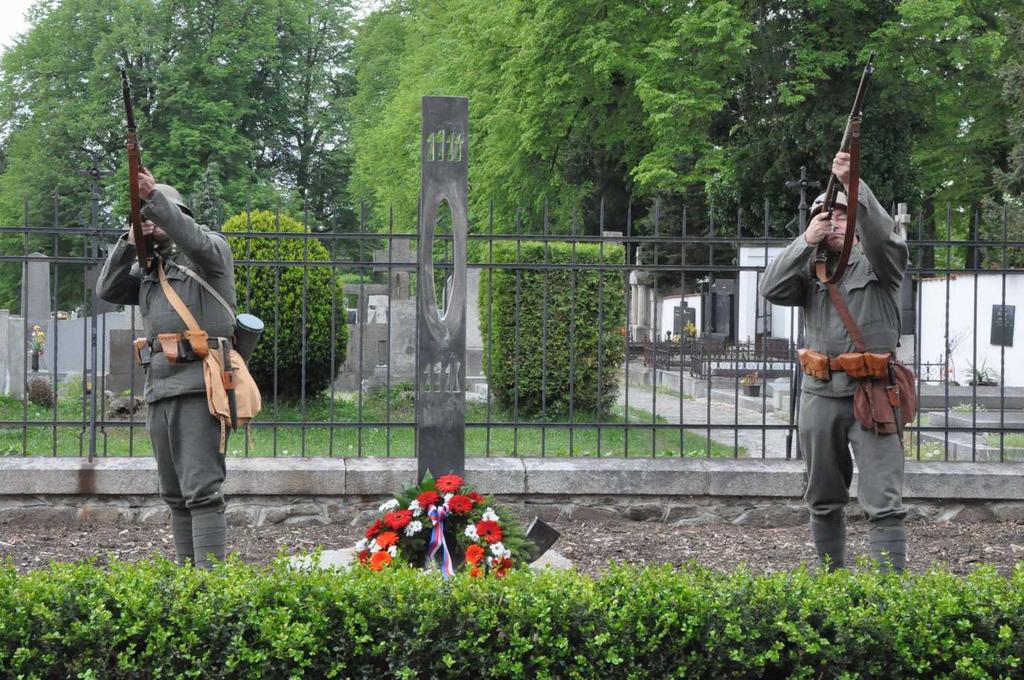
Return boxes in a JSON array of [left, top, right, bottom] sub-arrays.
[[426, 505, 455, 579]]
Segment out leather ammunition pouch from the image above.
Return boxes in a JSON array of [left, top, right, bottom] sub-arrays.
[[149, 331, 213, 364], [133, 337, 151, 367], [797, 348, 830, 381]]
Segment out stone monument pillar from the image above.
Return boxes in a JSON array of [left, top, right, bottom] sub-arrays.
[[416, 96, 468, 482]]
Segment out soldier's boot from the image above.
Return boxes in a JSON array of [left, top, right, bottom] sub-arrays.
[[170, 508, 194, 567], [191, 507, 227, 569], [869, 520, 906, 573], [810, 511, 846, 571]]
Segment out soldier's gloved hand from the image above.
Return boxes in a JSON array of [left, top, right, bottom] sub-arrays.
[[804, 213, 832, 246], [832, 152, 851, 191], [138, 168, 157, 199], [127, 220, 157, 245]]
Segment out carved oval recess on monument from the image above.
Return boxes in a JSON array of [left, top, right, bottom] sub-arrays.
[[430, 198, 455, 320]]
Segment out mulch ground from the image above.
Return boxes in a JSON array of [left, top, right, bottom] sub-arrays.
[[2, 517, 1022, 576]]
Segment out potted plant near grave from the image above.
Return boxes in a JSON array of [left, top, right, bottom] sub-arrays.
[[966, 362, 999, 387], [741, 371, 760, 396]]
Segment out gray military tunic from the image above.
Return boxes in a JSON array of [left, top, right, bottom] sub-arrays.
[[760, 180, 909, 522], [97, 189, 237, 513]]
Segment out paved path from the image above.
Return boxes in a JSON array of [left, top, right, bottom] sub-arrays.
[[616, 381, 795, 459]]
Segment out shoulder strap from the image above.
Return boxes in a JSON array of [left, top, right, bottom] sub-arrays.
[[157, 260, 202, 332], [164, 260, 236, 319], [825, 283, 867, 352]]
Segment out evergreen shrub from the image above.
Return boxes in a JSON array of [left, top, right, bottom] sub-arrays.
[[222, 210, 348, 400], [479, 241, 626, 416], [2, 560, 1023, 678]]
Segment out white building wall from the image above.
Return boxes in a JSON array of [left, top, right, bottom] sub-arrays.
[[738, 246, 796, 344], [918, 274, 1024, 387]]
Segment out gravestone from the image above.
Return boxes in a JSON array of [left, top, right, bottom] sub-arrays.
[[21, 253, 51, 330], [674, 302, 696, 336], [416, 96, 468, 482], [106, 329, 145, 396], [703, 278, 736, 343], [465, 268, 484, 379]]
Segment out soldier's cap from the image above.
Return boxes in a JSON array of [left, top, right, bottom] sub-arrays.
[[151, 183, 193, 218], [811, 191, 848, 210]]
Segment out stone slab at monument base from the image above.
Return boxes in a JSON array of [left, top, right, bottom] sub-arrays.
[[1, 457, 1023, 529]]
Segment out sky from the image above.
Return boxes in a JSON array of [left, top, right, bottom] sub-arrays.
[[0, 0, 34, 56]]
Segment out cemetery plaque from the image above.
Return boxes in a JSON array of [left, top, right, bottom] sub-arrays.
[[416, 96, 468, 482], [991, 304, 1015, 347]]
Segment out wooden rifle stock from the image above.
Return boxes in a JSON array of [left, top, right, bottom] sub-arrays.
[[812, 52, 875, 285], [120, 67, 152, 272]]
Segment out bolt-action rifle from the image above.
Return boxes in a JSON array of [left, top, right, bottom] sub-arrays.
[[811, 52, 875, 285], [120, 67, 152, 272]]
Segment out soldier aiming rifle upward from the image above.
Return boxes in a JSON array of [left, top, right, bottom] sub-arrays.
[[760, 54, 916, 573]]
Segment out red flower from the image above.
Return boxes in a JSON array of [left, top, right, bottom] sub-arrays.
[[384, 509, 413, 530], [365, 520, 382, 538], [465, 544, 485, 565], [376, 531, 399, 549], [467, 491, 486, 505], [469, 566, 482, 578], [357, 549, 370, 564], [493, 557, 513, 578], [475, 520, 502, 544], [435, 475, 464, 493], [448, 495, 473, 514], [416, 491, 441, 508], [370, 551, 392, 571]]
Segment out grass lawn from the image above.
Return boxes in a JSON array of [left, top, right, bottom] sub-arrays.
[[0, 387, 739, 459]]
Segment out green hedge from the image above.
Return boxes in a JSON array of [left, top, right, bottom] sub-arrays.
[[479, 241, 626, 416], [223, 210, 348, 401], [3, 559, 1023, 679]]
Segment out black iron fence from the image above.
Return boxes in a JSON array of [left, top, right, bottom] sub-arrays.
[[1, 191, 1022, 462]]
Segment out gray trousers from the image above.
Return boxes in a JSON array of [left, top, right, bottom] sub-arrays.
[[799, 391, 906, 521], [148, 393, 227, 567], [147, 393, 226, 511]]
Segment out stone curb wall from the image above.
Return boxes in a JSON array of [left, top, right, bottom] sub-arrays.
[[1, 457, 1022, 528]]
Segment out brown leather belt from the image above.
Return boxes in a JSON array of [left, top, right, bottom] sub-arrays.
[[150, 336, 227, 353], [797, 348, 891, 381]]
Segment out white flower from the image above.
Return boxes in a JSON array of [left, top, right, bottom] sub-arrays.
[[378, 499, 400, 513], [404, 520, 423, 537], [489, 541, 510, 558], [481, 507, 499, 522], [354, 538, 369, 551], [387, 545, 397, 557], [443, 493, 454, 503], [370, 542, 381, 553], [408, 500, 422, 517], [464, 524, 479, 541]]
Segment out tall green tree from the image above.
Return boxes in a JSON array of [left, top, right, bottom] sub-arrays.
[[0, 0, 357, 310], [349, 0, 753, 234]]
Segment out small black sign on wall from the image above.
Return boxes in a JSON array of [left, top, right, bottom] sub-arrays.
[[991, 304, 1015, 347]]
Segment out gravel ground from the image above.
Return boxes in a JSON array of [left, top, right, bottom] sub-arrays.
[[2, 517, 1023, 576]]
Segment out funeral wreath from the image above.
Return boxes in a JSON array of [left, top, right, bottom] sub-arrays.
[[355, 474, 535, 578]]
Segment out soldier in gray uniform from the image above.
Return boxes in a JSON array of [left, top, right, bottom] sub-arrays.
[[761, 151, 909, 572], [98, 169, 237, 568]]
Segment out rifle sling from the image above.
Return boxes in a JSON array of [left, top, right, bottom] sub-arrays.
[[157, 260, 202, 333], [824, 283, 866, 353]]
